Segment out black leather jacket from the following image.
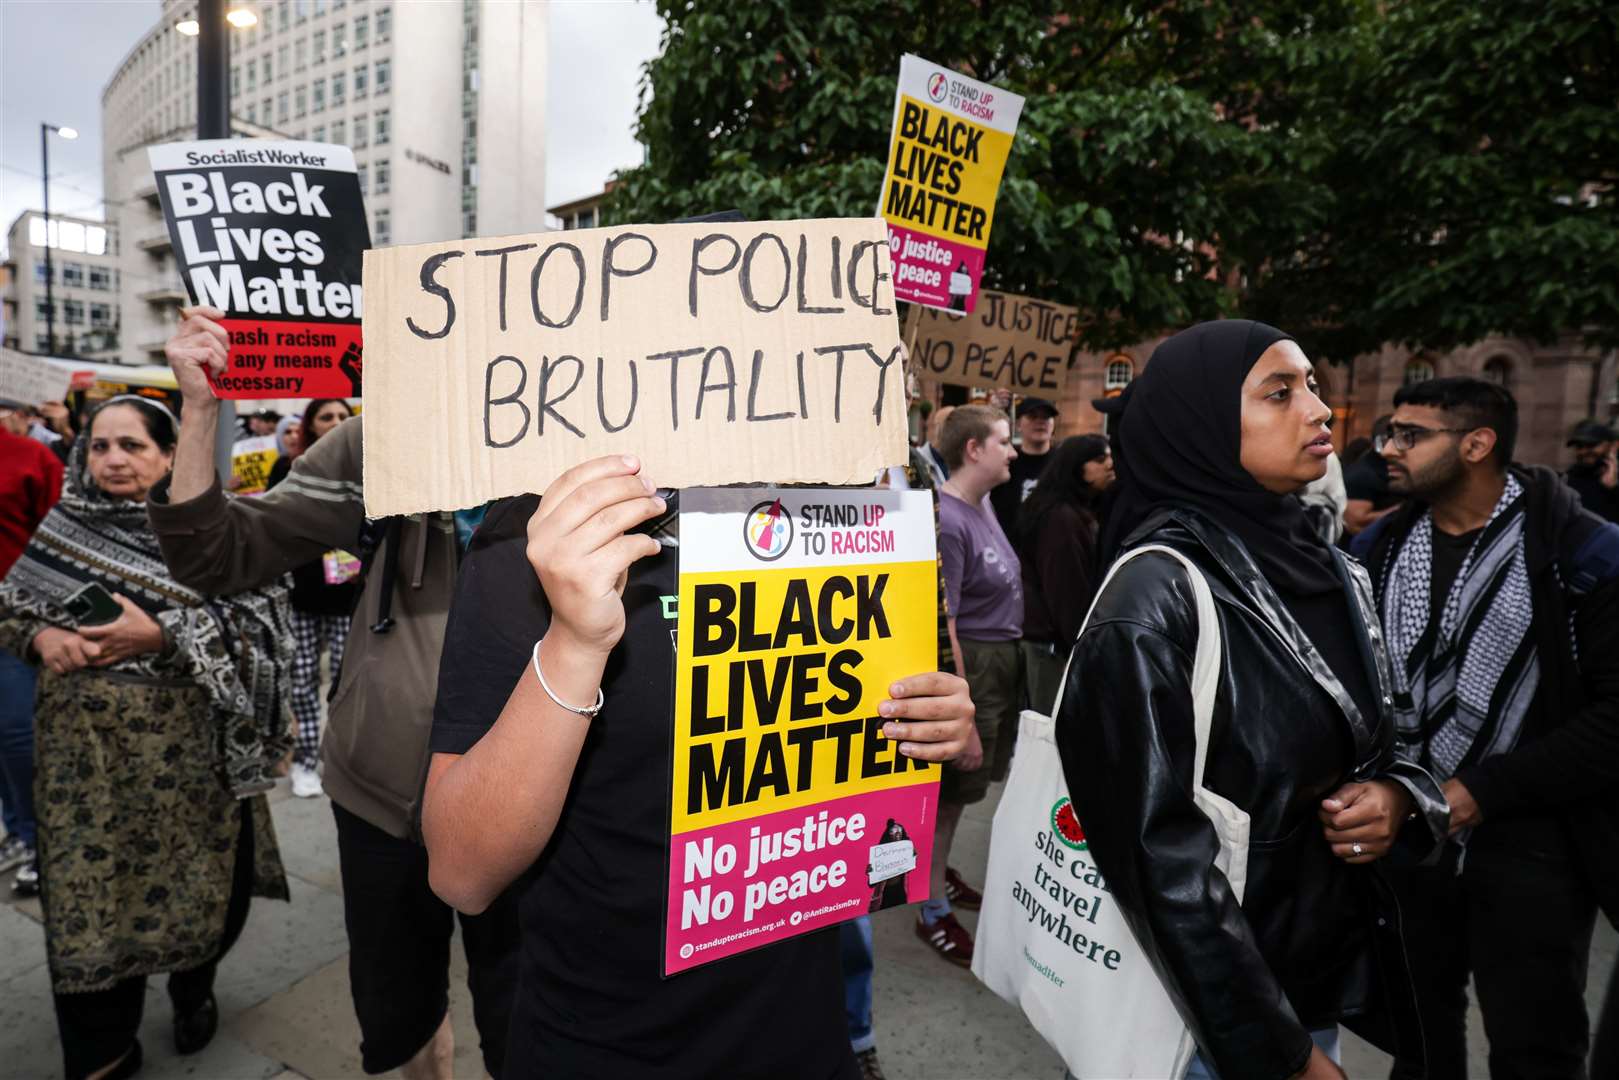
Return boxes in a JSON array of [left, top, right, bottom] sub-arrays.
[[1055, 507, 1449, 1080]]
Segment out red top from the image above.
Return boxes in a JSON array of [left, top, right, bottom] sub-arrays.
[[0, 431, 64, 578]]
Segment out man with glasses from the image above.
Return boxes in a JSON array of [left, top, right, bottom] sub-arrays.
[[1352, 377, 1619, 1078]]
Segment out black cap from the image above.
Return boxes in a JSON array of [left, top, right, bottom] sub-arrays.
[[1018, 397, 1059, 418], [1567, 420, 1618, 447], [1091, 395, 1126, 416]]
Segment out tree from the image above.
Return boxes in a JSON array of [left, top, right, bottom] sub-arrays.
[[610, 1, 1619, 359], [608, 0, 1357, 350], [1247, 0, 1619, 361]]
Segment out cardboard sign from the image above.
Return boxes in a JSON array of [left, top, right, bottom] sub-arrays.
[[664, 486, 940, 974], [361, 218, 909, 517], [149, 140, 368, 400], [230, 434, 280, 495], [880, 55, 1024, 314], [0, 348, 76, 406], [906, 289, 1079, 395]]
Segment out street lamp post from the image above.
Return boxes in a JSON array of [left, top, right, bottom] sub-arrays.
[[40, 122, 78, 356], [195, 0, 236, 478]]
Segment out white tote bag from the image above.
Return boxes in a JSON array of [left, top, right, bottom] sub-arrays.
[[971, 545, 1251, 1078]]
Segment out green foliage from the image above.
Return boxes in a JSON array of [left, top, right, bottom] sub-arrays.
[[610, 0, 1618, 357]]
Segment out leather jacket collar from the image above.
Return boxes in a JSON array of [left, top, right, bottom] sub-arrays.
[[1124, 505, 1392, 781]]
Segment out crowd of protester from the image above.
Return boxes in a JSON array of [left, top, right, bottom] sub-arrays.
[[1, 309, 1617, 1080]]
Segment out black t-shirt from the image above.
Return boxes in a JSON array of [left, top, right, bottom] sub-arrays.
[[1429, 526, 1483, 629], [430, 495, 855, 1080], [989, 447, 1051, 539]]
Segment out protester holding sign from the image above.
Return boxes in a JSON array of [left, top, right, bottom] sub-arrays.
[[1056, 322, 1448, 1079], [922, 403, 1022, 967], [150, 308, 518, 1080], [421, 457, 975, 1076]]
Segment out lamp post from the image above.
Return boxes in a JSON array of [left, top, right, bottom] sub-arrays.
[[179, 0, 257, 477], [40, 122, 78, 356]]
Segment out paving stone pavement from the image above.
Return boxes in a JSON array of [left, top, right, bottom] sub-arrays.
[[2, 775, 1613, 1078]]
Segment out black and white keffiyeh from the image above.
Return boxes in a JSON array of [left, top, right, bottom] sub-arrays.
[[1381, 474, 1538, 779]]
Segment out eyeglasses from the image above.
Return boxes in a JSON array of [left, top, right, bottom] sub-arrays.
[[1375, 425, 1475, 453]]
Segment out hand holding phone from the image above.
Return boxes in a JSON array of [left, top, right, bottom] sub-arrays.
[[64, 582, 124, 627]]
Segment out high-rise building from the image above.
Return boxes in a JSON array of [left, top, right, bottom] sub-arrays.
[[103, 0, 548, 366], [1, 211, 123, 360]]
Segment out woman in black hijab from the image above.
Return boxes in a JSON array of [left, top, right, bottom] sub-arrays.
[[1055, 321, 1448, 1079]]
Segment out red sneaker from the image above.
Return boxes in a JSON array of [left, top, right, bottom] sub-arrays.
[[944, 867, 983, 910], [915, 912, 974, 967]]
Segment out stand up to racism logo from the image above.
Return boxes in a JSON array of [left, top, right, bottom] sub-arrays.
[[745, 499, 794, 561]]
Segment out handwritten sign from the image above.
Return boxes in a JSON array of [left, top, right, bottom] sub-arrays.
[[906, 289, 1079, 395], [880, 55, 1024, 314], [0, 348, 76, 406], [665, 487, 940, 973], [867, 839, 918, 886], [149, 140, 368, 400], [361, 219, 909, 517]]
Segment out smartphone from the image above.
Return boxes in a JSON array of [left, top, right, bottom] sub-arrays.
[[64, 582, 123, 627], [632, 488, 679, 546]]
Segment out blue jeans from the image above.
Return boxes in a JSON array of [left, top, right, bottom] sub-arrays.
[[1184, 1027, 1339, 1080], [840, 916, 875, 1053], [0, 648, 37, 848]]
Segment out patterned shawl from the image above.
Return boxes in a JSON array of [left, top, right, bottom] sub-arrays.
[[1380, 474, 1539, 780], [0, 438, 295, 796]]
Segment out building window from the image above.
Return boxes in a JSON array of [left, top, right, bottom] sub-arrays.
[[331, 118, 346, 145], [89, 267, 112, 290], [279, 2, 290, 31], [313, 124, 326, 142], [246, 103, 257, 124], [278, 92, 289, 123], [1105, 356, 1134, 390], [64, 300, 85, 326], [374, 208, 390, 245], [1404, 359, 1436, 386], [36, 333, 52, 353], [296, 0, 308, 21], [333, 25, 347, 57], [375, 108, 390, 145], [375, 159, 390, 193], [295, 37, 306, 71], [352, 112, 368, 148], [231, 65, 240, 96], [246, 59, 257, 91], [262, 55, 272, 82], [331, 70, 345, 105], [376, 6, 391, 40], [295, 86, 307, 118], [313, 29, 326, 64], [61, 262, 85, 287], [278, 45, 289, 78], [91, 303, 112, 328], [36, 300, 57, 322], [313, 79, 325, 111], [262, 97, 273, 122], [1483, 356, 1513, 388], [375, 58, 390, 94], [354, 64, 368, 98], [357, 164, 368, 194], [354, 14, 369, 49]]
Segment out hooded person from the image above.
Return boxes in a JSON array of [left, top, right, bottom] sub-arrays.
[[1058, 321, 1448, 1080]]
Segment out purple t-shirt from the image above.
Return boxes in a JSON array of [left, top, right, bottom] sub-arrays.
[[940, 490, 1024, 642]]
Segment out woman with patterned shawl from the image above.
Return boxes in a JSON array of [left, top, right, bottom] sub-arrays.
[[0, 396, 295, 1080]]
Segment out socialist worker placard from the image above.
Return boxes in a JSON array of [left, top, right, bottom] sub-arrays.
[[664, 487, 941, 974], [150, 140, 368, 399], [879, 55, 1025, 314]]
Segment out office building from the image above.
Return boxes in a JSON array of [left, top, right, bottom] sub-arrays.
[[1, 211, 122, 360], [103, 0, 548, 365]]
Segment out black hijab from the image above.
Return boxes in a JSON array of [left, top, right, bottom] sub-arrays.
[[1099, 320, 1342, 597]]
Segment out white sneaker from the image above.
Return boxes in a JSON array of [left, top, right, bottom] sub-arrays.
[[290, 762, 324, 799], [0, 836, 27, 872]]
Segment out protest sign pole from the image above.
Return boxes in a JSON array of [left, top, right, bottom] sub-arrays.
[[197, 0, 236, 478]]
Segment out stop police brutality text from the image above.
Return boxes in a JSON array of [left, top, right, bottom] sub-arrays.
[[396, 228, 902, 444]]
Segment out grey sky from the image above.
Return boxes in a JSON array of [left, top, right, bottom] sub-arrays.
[[0, 0, 662, 255]]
